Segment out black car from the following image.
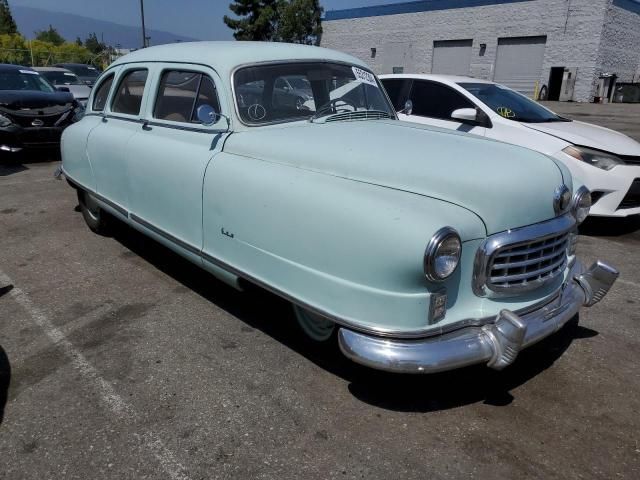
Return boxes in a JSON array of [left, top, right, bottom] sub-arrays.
[[53, 63, 101, 86], [0, 64, 82, 157]]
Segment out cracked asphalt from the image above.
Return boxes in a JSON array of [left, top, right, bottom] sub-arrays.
[[1, 102, 639, 479]]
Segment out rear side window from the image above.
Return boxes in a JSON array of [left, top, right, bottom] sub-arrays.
[[154, 70, 221, 124], [410, 80, 474, 120], [92, 74, 114, 111], [112, 69, 148, 115]]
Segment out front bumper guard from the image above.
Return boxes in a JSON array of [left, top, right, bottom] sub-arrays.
[[338, 261, 618, 374]]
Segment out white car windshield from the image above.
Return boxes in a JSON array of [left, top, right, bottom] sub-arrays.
[[459, 82, 569, 123], [234, 62, 395, 124]]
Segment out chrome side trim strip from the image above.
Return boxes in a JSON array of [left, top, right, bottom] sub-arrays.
[[129, 214, 201, 256], [63, 171, 128, 217]]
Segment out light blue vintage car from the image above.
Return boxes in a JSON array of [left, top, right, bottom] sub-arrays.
[[61, 42, 618, 373]]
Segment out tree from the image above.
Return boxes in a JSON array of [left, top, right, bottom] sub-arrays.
[[223, 0, 279, 41], [0, 0, 18, 35], [276, 0, 322, 45], [75, 36, 83, 46], [84, 32, 105, 54], [35, 25, 65, 46]]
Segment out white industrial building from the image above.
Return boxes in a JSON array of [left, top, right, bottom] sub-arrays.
[[321, 0, 640, 102]]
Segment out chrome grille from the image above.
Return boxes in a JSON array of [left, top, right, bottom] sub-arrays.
[[488, 232, 569, 292], [472, 214, 576, 297]]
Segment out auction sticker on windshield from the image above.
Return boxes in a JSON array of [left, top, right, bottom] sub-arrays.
[[352, 67, 377, 87]]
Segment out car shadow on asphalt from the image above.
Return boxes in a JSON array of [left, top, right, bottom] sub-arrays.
[[579, 214, 640, 237], [107, 216, 598, 413], [0, 344, 11, 425]]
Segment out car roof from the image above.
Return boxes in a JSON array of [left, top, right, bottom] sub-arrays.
[[33, 66, 74, 73], [379, 73, 495, 85], [54, 63, 90, 67], [110, 41, 369, 78], [0, 63, 33, 72]]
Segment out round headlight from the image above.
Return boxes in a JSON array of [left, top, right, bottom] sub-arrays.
[[572, 186, 591, 224], [424, 227, 462, 282]]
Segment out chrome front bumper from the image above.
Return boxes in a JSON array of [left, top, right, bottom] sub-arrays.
[[338, 261, 619, 373]]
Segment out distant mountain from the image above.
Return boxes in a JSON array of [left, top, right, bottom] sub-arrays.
[[12, 6, 198, 48]]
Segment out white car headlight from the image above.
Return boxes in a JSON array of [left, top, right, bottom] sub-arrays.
[[563, 145, 624, 171], [0, 113, 13, 127], [424, 227, 462, 282], [572, 186, 592, 224]]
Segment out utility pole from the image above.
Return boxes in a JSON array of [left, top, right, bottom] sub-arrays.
[[140, 0, 147, 48]]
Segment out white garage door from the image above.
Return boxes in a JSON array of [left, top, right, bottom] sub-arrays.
[[494, 36, 547, 97], [432, 40, 473, 76]]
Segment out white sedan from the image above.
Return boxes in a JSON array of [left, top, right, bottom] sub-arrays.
[[380, 74, 640, 217]]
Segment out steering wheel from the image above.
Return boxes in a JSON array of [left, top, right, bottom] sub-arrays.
[[329, 98, 357, 112]]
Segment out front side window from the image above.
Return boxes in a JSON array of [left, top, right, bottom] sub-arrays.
[[459, 82, 565, 123], [380, 78, 411, 110], [410, 80, 475, 120], [153, 70, 221, 124], [111, 69, 148, 116], [92, 74, 114, 111], [0, 69, 55, 93], [234, 62, 395, 125]]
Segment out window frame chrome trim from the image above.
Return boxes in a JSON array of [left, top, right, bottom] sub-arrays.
[[472, 214, 576, 297]]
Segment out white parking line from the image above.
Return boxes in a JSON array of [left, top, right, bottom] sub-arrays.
[[0, 270, 191, 480]]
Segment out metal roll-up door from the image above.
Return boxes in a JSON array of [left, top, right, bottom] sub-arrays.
[[493, 36, 547, 97], [432, 40, 473, 76]]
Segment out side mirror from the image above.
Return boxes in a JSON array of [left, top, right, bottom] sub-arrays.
[[197, 104, 219, 126], [450, 108, 478, 123], [57, 86, 70, 93], [196, 104, 230, 130], [398, 99, 413, 115]]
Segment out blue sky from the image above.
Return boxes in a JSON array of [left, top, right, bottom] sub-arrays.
[[10, 0, 410, 40]]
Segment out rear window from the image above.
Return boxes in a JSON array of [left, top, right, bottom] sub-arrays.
[[111, 69, 148, 116], [92, 74, 114, 111]]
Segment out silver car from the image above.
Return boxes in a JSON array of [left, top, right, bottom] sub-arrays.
[[33, 67, 92, 107]]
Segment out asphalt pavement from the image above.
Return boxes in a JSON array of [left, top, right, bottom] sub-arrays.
[[1, 102, 639, 479]]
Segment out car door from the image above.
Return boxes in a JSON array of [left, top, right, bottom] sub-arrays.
[[400, 80, 487, 136], [124, 64, 230, 261], [86, 65, 149, 213]]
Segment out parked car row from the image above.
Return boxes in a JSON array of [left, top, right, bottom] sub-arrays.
[[60, 42, 620, 375], [0, 64, 85, 155]]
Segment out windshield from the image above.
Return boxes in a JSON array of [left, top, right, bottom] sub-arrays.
[[0, 69, 56, 93], [458, 82, 565, 123], [234, 62, 395, 124], [41, 71, 83, 86]]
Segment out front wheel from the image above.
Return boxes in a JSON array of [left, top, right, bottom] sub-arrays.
[[77, 189, 110, 235], [293, 305, 336, 342]]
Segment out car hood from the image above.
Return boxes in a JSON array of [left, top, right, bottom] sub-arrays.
[[226, 120, 568, 236], [0, 90, 75, 111], [65, 85, 92, 100], [523, 119, 640, 156]]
